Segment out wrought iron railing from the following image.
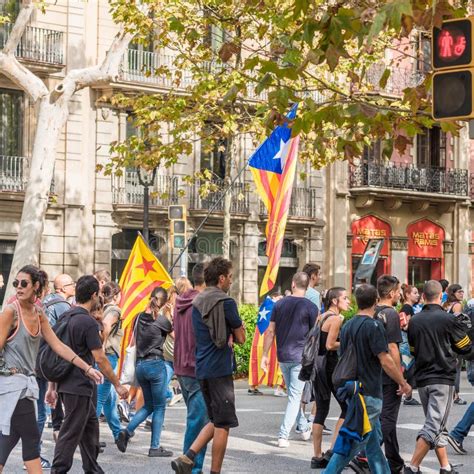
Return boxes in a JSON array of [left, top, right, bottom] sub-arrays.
[[0, 23, 64, 65], [0, 155, 28, 192], [470, 173, 474, 200], [112, 170, 179, 207], [350, 161, 469, 196], [259, 186, 319, 218], [189, 179, 250, 214], [365, 63, 425, 96]]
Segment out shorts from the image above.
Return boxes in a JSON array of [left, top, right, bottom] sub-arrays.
[[199, 375, 239, 429], [418, 384, 454, 448]]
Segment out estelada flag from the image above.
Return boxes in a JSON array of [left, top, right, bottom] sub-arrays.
[[249, 104, 299, 296], [118, 233, 174, 371]]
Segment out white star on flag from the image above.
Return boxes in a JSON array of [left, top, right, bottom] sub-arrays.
[[258, 308, 270, 322], [273, 138, 291, 167]]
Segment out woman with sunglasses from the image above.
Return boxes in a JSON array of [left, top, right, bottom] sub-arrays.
[[0, 265, 103, 474]]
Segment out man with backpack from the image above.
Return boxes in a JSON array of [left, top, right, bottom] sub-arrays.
[[261, 272, 318, 448], [323, 284, 411, 474], [375, 275, 404, 473], [46, 275, 129, 474]]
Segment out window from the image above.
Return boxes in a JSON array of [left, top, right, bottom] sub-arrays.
[[201, 134, 227, 179], [416, 32, 431, 74], [0, 88, 23, 156], [362, 140, 382, 163], [416, 127, 446, 168]]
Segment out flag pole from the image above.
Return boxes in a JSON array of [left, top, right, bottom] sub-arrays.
[[168, 161, 248, 273]]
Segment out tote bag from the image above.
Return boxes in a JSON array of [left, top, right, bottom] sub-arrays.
[[120, 315, 141, 386]]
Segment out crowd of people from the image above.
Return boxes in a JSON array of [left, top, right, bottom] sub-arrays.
[[0, 258, 474, 474]]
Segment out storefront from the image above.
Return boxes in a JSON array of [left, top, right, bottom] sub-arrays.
[[351, 215, 391, 286], [407, 219, 444, 287]]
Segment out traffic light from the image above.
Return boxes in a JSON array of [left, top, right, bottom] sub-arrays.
[[432, 17, 474, 120], [169, 205, 186, 249]]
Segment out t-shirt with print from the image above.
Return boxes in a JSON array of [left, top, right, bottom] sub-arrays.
[[193, 299, 243, 380], [375, 305, 403, 385], [271, 296, 318, 363], [339, 315, 388, 399], [57, 307, 103, 398]]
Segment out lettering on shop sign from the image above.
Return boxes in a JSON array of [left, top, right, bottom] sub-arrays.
[[357, 228, 387, 244], [412, 231, 440, 248]]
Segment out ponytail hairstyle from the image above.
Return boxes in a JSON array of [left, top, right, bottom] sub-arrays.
[[149, 287, 168, 318], [323, 287, 346, 311], [401, 283, 413, 304], [102, 281, 121, 304], [18, 265, 48, 298]]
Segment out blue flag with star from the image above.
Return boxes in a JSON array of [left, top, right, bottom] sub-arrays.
[[257, 296, 275, 335]]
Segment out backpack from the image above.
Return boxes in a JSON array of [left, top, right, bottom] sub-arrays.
[[36, 309, 77, 382], [299, 313, 333, 382], [332, 318, 368, 389]]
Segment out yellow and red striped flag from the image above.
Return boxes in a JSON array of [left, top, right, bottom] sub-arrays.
[[249, 104, 299, 296], [118, 234, 174, 370]]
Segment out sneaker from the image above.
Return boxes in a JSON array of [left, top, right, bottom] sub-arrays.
[[311, 456, 328, 469], [171, 454, 194, 474], [301, 428, 312, 441], [53, 430, 60, 443], [322, 425, 332, 435], [149, 446, 173, 457], [99, 414, 106, 423], [454, 397, 467, 406], [440, 465, 459, 474], [117, 401, 130, 423], [169, 393, 183, 407], [274, 386, 287, 397], [116, 429, 131, 453], [40, 457, 52, 469], [248, 388, 264, 395], [278, 438, 290, 448], [447, 434, 468, 454], [349, 456, 370, 473], [403, 397, 422, 406], [323, 450, 333, 461], [403, 467, 420, 473], [307, 414, 315, 424], [99, 441, 107, 448], [144, 419, 152, 431]]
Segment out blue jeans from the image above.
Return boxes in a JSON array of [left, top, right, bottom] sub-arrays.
[[96, 353, 121, 440], [279, 362, 309, 439], [165, 360, 174, 400], [323, 396, 390, 474], [127, 358, 167, 449], [450, 402, 474, 443], [36, 377, 48, 453], [178, 375, 209, 474]]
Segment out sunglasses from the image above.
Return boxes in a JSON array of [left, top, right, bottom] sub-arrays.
[[13, 279, 30, 289]]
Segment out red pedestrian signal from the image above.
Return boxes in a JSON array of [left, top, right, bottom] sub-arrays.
[[432, 17, 474, 120]]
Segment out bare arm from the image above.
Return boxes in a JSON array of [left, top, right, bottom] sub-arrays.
[[0, 306, 15, 351], [262, 322, 276, 357], [91, 347, 120, 387], [387, 342, 402, 373], [325, 317, 343, 351]]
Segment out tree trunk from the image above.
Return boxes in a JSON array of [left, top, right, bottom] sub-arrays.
[[3, 97, 69, 303]]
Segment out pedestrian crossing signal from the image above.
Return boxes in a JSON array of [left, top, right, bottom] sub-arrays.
[[432, 17, 474, 120], [169, 205, 187, 249]]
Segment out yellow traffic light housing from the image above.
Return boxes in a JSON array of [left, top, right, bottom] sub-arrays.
[[169, 205, 187, 249]]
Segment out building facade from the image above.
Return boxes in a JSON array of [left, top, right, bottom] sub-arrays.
[[0, 1, 325, 306]]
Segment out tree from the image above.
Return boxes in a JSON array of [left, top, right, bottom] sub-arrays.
[[1, 0, 143, 304], [105, 0, 469, 257]]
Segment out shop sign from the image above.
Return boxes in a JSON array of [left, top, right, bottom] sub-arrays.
[[352, 215, 391, 255], [407, 220, 444, 259]]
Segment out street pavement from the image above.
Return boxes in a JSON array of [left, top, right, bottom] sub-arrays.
[[6, 379, 474, 473]]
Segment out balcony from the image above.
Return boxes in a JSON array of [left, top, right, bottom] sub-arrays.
[[189, 180, 250, 215], [259, 186, 319, 219], [0, 23, 64, 66], [0, 155, 27, 192], [364, 63, 425, 97], [112, 171, 179, 207], [350, 161, 469, 196]]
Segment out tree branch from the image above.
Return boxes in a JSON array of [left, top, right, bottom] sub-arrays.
[[56, 28, 134, 100], [0, 0, 48, 101]]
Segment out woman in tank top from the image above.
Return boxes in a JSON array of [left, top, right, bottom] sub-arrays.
[[0, 265, 103, 473]]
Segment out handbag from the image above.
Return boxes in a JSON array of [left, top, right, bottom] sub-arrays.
[[120, 314, 141, 386]]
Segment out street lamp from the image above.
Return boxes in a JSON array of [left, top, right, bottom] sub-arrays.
[[136, 166, 157, 243]]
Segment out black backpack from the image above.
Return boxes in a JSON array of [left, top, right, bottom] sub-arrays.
[[36, 308, 77, 382], [332, 318, 368, 389], [299, 313, 333, 382]]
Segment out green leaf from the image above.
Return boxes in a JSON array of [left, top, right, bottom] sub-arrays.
[[379, 68, 391, 89]]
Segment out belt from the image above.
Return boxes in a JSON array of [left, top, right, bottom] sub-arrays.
[[137, 354, 163, 362]]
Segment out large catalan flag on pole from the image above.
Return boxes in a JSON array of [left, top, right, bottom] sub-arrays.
[[249, 104, 299, 296], [118, 233, 174, 371]]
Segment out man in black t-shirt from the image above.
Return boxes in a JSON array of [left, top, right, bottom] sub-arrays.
[[375, 275, 404, 474], [324, 284, 411, 474], [49, 276, 128, 474]]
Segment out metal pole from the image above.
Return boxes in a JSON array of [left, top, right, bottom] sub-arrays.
[[143, 184, 149, 243], [168, 162, 248, 272]]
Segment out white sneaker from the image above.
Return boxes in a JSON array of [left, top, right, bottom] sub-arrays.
[[301, 428, 312, 441], [274, 386, 287, 397], [169, 393, 183, 407], [278, 438, 290, 448]]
